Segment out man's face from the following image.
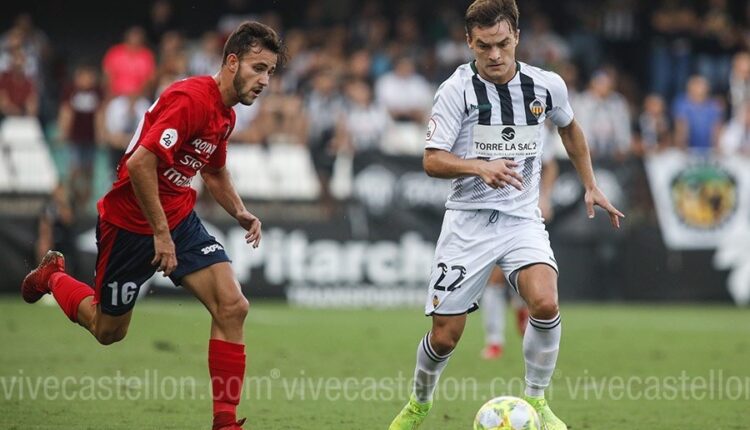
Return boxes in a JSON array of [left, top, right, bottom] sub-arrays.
[[467, 20, 519, 83], [230, 47, 277, 106]]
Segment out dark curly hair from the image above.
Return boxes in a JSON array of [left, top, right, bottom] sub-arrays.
[[222, 21, 287, 68]]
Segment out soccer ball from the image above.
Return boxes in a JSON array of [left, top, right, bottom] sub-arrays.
[[473, 396, 541, 430]]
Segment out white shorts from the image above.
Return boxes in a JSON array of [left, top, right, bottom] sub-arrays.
[[425, 209, 558, 316]]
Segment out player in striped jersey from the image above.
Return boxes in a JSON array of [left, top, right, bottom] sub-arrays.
[[389, 1, 623, 429]]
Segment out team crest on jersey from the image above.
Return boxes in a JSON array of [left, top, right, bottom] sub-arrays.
[[529, 99, 545, 119], [432, 294, 440, 308]]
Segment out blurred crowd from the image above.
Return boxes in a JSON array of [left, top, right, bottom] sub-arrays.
[[3, 0, 750, 217]]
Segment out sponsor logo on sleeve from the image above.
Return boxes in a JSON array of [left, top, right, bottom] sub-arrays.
[[426, 117, 437, 141], [160, 128, 178, 149]]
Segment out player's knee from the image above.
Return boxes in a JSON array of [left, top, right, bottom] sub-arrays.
[[215, 295, 250, 324], [430, 328, 461, 355], [95, 327, 127, 346], [528, 296, 559, 319]]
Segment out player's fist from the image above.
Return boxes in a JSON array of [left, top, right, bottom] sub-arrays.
[[236, 210, 262, 248], [151, 233, 177, 276]]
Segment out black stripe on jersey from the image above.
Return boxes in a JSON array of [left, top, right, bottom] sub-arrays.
[[519, 72, 539, 125], [472, 75, 491, 125], [494, 84, 515, 125], [546, 89, 553, 113]]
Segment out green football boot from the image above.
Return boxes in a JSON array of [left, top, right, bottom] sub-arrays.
[[524, 395, 568, 430], [388, 394, 432, 430]]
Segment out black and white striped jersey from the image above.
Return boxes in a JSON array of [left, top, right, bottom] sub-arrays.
[[425, 60, 573, 219]]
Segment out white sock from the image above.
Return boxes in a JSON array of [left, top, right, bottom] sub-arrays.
[[413, 332, 452, 403], [523, 313, 561, 398], [481, 284, 506, 345]]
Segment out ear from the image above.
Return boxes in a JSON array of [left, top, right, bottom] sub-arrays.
[[466, 31, 472, 48], [227, 53, 239, 73], [515, 29, 521, 46]]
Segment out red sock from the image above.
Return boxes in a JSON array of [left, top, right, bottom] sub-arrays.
[[50, 272, 94, 323], [209, 339, 246, 418]]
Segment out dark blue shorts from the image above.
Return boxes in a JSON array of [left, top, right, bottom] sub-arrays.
[[94, 211, 231, 316]]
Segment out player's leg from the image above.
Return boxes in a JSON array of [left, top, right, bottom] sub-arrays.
[[168, 212, 246, 430], [481, 267, 506, 359], [22, 218, 150, 345], [514, 264, 566, 429], [180, 262, 248, 430], [515, 263, 561, 395], [415, 314, 466, 400], [509, 283, 530, 336], [76, 297, 133, 345], [391, 209, 497, 430], [500, 218, 566, 429]]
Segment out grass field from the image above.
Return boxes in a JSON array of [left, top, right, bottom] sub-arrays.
[[1, 298, 748, 429]]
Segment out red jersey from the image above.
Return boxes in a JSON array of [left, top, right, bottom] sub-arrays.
[[98, 76, 235, 234]]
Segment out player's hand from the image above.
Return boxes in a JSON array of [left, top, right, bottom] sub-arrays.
[[584, 185, 625, 229], [236, 210, 262, 248], [476, 159, 523, 190], [151, 233, 177, 276]]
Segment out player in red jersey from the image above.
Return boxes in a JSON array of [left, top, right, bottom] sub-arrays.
[[21, 22, 285, 430]]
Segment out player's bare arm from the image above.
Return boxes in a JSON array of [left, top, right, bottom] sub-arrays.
[[557, 119, 625, 228], [423, 148, 523, 190], [201, 166, 262, 248], [125, 146, 178, 275]]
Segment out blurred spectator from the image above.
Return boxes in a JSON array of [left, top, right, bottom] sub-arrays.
[[364, 17, 392, 79], [375, 56, 432, 123], [0, 49, 38, 117], [229, 100, 262, 144], [347, 49, 374, 85], [634, 94, 671, 157], [0, 14, 49, 82], [279, 30, 315, 93], [649, 1, 696, 101], [729, 51, 750, 119], [574, 69, 631, 160], [672, 75, 723, 153], [188, 31, 222, 77], [519, 14, 571, 70], [305, 69, 345, 203], [719, 102, 750, 156], [102, 26, 156, 98], [565, 3, 603, 78], [435, 24, 473, 76], [598, 0, 642, 77], [147, 0, 178, 45], [104, 92, 150, 172], [58, 64, 102, 210], [693, 0, 738, 94], [154, 31, 188, 96], [217, 0, 255, 40], [36, 184, 77, 273], [340, 79, 391, 153], [394, 14, 424, 60], [557, 61, 582, 107], [232, 78, 306, 145]]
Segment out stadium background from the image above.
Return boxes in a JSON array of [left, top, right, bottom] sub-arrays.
[[1, 2, 749, 429], [1, 0, 748, 304]]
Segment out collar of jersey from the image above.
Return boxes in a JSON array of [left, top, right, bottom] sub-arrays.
[[470, 60, 521, 86]]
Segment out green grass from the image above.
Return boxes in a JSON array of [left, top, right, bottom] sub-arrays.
[[1, 298, 748, 429]]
